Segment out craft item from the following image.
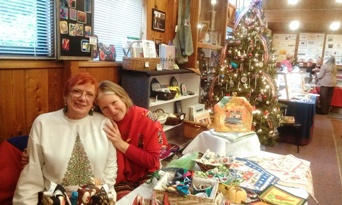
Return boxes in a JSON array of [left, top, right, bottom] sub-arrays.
[[213, 94, 254, 132]]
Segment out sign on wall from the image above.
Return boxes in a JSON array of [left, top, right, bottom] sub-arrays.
[[271, 34, 297, 62], [324, 34, 342, 65], [57, 0, 94, 60], [297, 33, 325, 62]]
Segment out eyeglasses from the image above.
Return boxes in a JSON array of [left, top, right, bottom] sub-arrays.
[[69, 89, 95, 100]]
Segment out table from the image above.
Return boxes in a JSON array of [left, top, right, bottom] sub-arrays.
[[115, 151, 311, 205], [331, 87, 342, 107], [182, 130, 261, 157], [278, 96, 316, 146]]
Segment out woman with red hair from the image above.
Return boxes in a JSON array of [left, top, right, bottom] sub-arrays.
[[13, 72, 117, 204]]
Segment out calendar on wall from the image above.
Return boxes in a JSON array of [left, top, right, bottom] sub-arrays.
[[324, 34, 342, 65], [271, 34, 297, 62], [57, 0, 94, 60]]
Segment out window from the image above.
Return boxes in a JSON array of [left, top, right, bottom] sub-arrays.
[[94, 0, 144, 61], [0, 0, 55, 59]]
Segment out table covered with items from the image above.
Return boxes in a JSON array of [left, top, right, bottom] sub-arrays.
[[116, 149, 315, 205]]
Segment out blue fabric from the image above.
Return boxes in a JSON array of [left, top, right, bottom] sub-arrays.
[[279, 97, 316, 140], [7, 135, 28, 152]]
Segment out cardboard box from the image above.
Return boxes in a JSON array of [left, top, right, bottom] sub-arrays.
[[153, 172, 219, 204]]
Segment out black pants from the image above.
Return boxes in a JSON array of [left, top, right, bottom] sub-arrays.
[[318, 86, 335, 114]]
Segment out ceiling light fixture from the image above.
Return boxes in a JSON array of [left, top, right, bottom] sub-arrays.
[[336, 0, 342, 3], [289, 20, 300, 30], [288, 0, 299, 5], [330, 21, 341, 30]]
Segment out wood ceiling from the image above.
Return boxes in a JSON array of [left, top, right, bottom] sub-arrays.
[[262, 0, 342, 34]]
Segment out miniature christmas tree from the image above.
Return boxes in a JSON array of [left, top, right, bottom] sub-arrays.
[[207, 0, 282, 146]]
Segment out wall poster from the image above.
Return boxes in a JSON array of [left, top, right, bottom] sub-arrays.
[[271, 34, 297, 62], [297, 33, 325, 62], [57, 0, 94, 60], [324, 34, 342, 65]]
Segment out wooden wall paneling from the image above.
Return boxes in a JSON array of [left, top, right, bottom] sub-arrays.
[[146, 0, 176, 44], [84, 67, 120, 84], [25, 70, 50, 136], [47, 69, 64, 112], [0, 70, 27, 140]]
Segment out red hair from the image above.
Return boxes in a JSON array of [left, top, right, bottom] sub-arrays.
[[63, 72, 98, 96]]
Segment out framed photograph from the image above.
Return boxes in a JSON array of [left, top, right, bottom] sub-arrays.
[[175, 100, 182, 114], [180, 83, 187, 96], [194, 110, 211, 125], [152, 8, 166, 32]]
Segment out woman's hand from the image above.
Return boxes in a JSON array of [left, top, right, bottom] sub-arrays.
[[103, 120, 129, 153]]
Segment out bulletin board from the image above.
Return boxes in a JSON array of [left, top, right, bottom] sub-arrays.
[[323, 34, 342, 65], [57, 0, 94, 60], [297, 33, 325, 62], [271, 34, 297, 62]]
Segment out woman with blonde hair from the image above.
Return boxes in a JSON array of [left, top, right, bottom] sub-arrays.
[[316, 56, 337, 114], [96, 80, 168, 200]]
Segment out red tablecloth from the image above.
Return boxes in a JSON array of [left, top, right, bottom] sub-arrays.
[[331, 87, 342, 107], [309, 87, 342, 107]]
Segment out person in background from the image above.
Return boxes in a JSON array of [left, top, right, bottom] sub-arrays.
[[13, 72, 118, 204], [306, 57, 322, 84], [96, 80, 168, 200], [316, 56, 337, 115], [281, 54, 294, 72]]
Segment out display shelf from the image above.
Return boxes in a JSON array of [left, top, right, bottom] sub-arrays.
[[197, 42, 222, 50], [120, 68, 201, 158], [149, 94, 199, 107], [163, 123, 182, 132], [167, 136, 192, 150]]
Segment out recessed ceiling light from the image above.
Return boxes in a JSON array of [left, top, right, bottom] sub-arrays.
[[289, 20, 300, 30], [330, 21, 341, 30], [288, 0, 299, 5], [336, 0, 342, 3]]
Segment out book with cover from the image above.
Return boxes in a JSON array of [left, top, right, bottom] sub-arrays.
[[259, 185, 306, 205]]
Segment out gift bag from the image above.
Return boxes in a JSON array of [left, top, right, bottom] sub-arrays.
[[98, 43, 116, 61]]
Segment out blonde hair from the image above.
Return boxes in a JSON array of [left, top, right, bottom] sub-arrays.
[[324, 56, 337, 72], [286, 54, 293, 60], [97, 80, 133, 109]]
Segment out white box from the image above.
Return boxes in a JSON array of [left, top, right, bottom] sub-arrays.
[[189, 104, 205, 121]]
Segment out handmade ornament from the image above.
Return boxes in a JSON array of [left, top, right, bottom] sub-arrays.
[[213, 93, 254, 132]]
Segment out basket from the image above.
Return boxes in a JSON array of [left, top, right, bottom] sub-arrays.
[[183, 120, 209, 139], [194, 152, 231, 172], [153, 172, 219, 205], [122, 56, 160, 71], [153, 90, 177, 100], [153, 109, 169, 125], [122, 40, 160, 71]]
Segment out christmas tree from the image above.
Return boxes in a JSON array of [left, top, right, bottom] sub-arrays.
[[202, 0, 282, 146]]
